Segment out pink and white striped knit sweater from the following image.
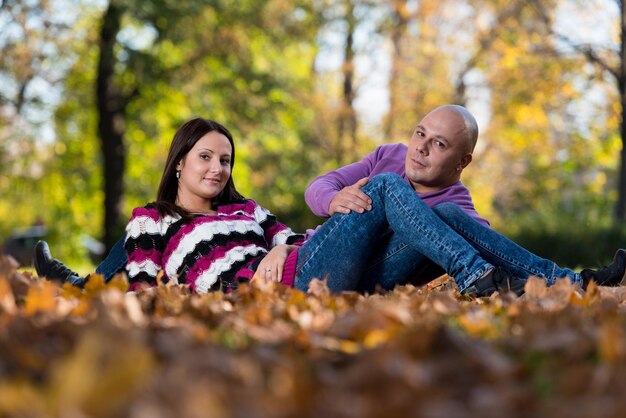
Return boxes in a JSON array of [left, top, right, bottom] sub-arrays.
[[124, 199, 304, 293]]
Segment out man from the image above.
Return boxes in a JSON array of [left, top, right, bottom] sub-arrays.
[[302, 104, 625, 293], [35, 105, 625, 295], [307, 104, 484, 223]]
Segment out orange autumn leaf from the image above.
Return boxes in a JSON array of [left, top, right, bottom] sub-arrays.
[[107, 272, 129, 293], [24, 280, 59, 315], [6, 249, 626, 418], [0, 276, 16, 315]]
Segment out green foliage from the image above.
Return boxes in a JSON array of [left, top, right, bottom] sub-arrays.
[[0, 0, 623, 272], [506, 223, 626, 269]]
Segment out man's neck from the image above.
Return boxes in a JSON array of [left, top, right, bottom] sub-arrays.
[[410, 180, 459, 194]]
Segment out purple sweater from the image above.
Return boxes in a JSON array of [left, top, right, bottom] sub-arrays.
[[304, 143, 490, 227]]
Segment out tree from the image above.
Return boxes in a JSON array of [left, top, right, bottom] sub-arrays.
[[529, 0, 625, 221], [88, 0, 322, 252], [309, 0, 385, 170], [0, 0, 78, 242], [96, 1, 128, 254]]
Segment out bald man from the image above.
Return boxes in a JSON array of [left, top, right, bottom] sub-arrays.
[[304, 104, 625, 295]]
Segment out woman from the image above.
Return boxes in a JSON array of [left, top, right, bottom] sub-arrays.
[[35, 118, 625, 296], [123, 118, 304, 293]]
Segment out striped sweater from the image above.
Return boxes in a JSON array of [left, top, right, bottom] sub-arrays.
[[124, 199, 304, 293]]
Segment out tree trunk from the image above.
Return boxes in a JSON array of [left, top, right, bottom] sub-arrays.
[[96, 2, 127, 254], [337, 0, 357, 164], [384, 0, 409, 141], [617, 0, 626, 221]]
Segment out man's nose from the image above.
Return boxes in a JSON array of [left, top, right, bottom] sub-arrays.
[[416, 140, 428, 155]]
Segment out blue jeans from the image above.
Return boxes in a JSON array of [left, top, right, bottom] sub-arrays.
[[294, 173, 494, 293], [301, 183, 582, 293], [358, 230, 442, 292], [431, 202, 580, 286], [95, 234, 128, 281]]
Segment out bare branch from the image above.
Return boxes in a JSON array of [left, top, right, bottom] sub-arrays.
[[526, 0, 619, 80]]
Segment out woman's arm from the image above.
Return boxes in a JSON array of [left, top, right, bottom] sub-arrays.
[[124, 206, 165, 291], [254, 244, 298, 283], [251, 200, 305, 248]]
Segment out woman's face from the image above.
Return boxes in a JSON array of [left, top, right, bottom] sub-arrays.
[[176, 131, 232, 209]]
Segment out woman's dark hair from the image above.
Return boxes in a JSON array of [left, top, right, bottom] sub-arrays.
[[155, 118, 244, 218]]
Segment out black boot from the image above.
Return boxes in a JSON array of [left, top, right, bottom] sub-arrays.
[[34, 241, 87, 288], [581, 249, 626, 289], [464, 266, 526, 297]]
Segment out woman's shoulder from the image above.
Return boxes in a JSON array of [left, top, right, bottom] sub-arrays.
[[129, 203, 161, 221], [128, 202, 181, 226], [126, 203, 181, 238], [217, 198, 261, 214]]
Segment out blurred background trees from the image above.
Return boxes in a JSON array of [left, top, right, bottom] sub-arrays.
[[0, 0, 623, 270]]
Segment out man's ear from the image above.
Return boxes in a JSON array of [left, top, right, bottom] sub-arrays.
[[460, 153, 473, 170]]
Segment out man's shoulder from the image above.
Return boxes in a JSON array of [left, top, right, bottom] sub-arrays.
[[366, 143, 407, 175], [445, 181, 473, 195], [373, 143, 407, 156]]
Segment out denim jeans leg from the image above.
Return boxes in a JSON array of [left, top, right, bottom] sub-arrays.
[[432, 202, 580, 286], [294, 173, 493, 293], [95, 233, 129, 282], [357, 231, 442, 293]]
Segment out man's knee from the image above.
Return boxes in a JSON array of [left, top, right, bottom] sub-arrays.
[[432, 202, 464, 219], [369, 172, 403, 186]]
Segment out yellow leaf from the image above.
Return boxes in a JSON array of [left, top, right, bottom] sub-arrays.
[[523, 276, 548, 298], [0, 276, 16, 314], [598, 317, 625, 363], [338, 339, 361, 354], [48, 330, 155, 416], [24, 280, 59, 315], [458, 309, 500, 339], [83, 273, 106, 295], [363, 328, 394, 349], [0, 381, 47, 417], [107, 272, 129, 293], [60, 282, 82, 299]]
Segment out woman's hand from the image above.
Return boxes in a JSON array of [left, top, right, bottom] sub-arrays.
[[254, 244, 296, 283]]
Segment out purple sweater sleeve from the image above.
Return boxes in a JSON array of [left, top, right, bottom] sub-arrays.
[[304, 144, 406, 217], [304, 143, 490, 227]]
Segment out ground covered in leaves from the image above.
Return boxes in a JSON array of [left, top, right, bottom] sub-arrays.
[[2, 254, 626, 418]]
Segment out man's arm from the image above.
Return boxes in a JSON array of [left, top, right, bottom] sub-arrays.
[[305, 148, 383, 217]]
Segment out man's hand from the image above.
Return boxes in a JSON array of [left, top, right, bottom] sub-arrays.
[[328, 177, 372, 215]]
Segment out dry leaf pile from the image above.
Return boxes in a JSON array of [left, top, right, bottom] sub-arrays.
[[2, 253, 626, 418]]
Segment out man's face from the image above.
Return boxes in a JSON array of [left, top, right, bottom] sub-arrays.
[[404, 108, 472, 193]]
